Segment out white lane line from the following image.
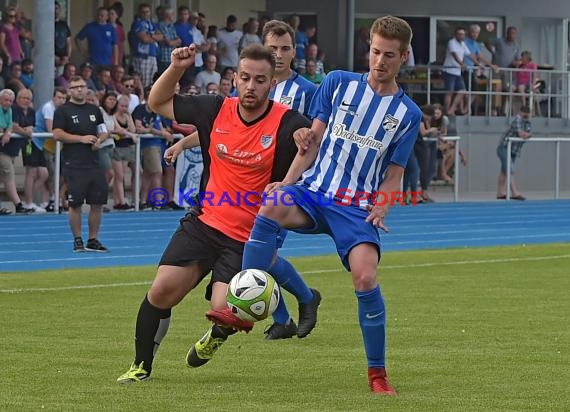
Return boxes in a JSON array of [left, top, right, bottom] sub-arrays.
[[0, 253, 161, 264], [2, 254, 569, 294], [0, 281, 152, 293], [1, 231, 570, 265]]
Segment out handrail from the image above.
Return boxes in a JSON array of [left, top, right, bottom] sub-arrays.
[[398, 64, 568, 120], [505, 137, 570, 200], [424, 135, 461, 202], [10, 133, 184, 213]]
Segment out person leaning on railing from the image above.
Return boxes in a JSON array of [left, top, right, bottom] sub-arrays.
[[496, 105, 531, 200]]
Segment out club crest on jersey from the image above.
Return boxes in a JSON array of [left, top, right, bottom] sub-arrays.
[[216, 143, 228, 154], [260, 135, 273, 149], [89, 115, 96, 122], [279, 96, 293, 107], [382, 114, 399, 132]]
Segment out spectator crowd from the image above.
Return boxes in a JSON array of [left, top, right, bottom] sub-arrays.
[[0, 4, 328, 215]]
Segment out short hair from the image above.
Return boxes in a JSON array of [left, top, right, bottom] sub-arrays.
[[138, 3, 151, 13], [69, 75, 85, 83], [17, 88, 32, 98], [0, 88, 15, 99], [262, 20, 295, 45], [239, 44, 276, 74], [370, 16, 412, 53], [470, 24, 481, 33], [53, 86, 67, 96]]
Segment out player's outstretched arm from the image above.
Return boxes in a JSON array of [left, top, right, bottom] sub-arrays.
[[265, 122, 324, 194], [365, 164, 405, 232], [182, 131, 200, 149], [163, 132, 200, 165], [148, 45, 197, 120]]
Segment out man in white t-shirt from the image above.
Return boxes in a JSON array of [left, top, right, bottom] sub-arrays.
[[443, 27, 471, 115], [216, 15, 242, 71], [194, 54, 221, 94], [189, 12, 209, 75]]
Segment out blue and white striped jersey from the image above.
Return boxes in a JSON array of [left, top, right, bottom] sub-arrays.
[[270, 71, 317, 118], [303, 70, 421, 205]]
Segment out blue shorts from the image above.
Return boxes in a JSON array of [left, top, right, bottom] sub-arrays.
[[443, 72, 466, 92], [281, 184, 381, 270], [497, 144, 518, 174]]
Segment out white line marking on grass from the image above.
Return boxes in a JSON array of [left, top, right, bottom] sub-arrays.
[[2, 254, 569, 294], [0, 253, 161, 264], [0, 281, 151, 294]]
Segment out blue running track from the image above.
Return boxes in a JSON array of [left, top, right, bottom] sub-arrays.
[[1, 200, 569, 272]]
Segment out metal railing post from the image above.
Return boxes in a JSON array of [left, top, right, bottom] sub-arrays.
[[506, 139, 512, 201], [454, 140, 459, 202], [54, 140, 61, 214], [555, 140, 560, 200], [134, 137, 141, 211]]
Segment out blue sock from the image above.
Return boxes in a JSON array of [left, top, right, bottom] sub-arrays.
[[243, 215, 290, 325], [270, 256, 313, 304], [356, 286, 386, 368], [268, 257, 314, 325], [271, 293, 292, 324], [242, 215, 281, 271]]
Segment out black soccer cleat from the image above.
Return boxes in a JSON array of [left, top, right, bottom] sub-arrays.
[[297, 288, 321, 338], [263, 319, 297, 340]]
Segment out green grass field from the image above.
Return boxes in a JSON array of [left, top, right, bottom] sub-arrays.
[[2, 244, 569, 411]]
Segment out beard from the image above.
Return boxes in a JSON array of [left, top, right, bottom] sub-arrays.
[[239, 89, 270, 111]]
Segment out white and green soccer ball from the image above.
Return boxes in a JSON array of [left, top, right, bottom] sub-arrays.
[[227, 269, 280, 322]]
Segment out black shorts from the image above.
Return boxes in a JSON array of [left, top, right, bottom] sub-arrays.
[[22, 143, 47, 167], [63, 167, 108, 207], [159, 214, 244, 299]]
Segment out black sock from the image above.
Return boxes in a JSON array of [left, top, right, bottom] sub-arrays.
[[134, 295, 171, 372], [211, 325, 237, 340]]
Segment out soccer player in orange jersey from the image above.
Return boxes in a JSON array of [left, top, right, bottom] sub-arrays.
[[116, 44, 318, 383]]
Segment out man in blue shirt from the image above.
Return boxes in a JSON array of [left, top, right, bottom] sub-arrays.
[[75, 7, 117, 70], [130, 3, 162, 87]]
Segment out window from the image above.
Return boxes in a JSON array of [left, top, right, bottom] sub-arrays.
[[431, 17, 502, 64]]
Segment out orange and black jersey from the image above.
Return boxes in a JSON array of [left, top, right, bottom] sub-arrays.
[[173, 95, 311, 242]]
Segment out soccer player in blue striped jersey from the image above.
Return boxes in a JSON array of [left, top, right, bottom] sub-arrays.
[[242, 16, 421, 394], [263, 20, 317, 118]]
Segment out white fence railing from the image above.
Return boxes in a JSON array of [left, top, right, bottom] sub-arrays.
[[505, 137, 570, 200], [12, 133, 183, 213], [11, 133, 464, 210]]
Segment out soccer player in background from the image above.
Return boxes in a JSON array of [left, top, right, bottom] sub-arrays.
[[182, 20, 319, 340], [116, 44, 319, 383], [240, 16, 422, 394]]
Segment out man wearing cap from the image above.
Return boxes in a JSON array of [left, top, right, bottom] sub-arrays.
[[81, 62, 98, 91], [217, 15, 242, 72]]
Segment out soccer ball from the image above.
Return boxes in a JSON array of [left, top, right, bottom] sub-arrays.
[[227, 269, 280, 322]]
